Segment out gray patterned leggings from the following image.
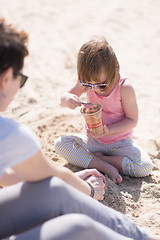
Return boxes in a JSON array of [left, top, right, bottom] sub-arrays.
[[54, 135, 153, 177]]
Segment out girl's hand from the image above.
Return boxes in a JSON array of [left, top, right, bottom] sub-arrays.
[[87, 125, 110, 139], [68, 95, 82, 109], [61, 92, 81, 109]]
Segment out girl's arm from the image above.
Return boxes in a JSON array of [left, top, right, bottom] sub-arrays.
[[61, 81, 85, 109], [12, 150, 105, 200], [107, 82, 138, 135], [87, 81, 138, 138]]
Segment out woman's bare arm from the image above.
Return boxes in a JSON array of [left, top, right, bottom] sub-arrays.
[[0, 168, 23, 187], [12, 150, 105, 200]]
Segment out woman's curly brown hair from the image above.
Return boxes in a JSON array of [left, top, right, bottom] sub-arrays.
[[0, 18, 29, 76]]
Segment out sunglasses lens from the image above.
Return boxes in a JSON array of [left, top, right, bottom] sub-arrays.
[[82, 83, 92, 89], [97, 85, 107, 90], [80, 80, 107, 90], [20, 74, 28, 88]]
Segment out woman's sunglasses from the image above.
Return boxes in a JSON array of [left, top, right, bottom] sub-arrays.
[[80, 80, 108, 90], [18, 73, 28, 88]]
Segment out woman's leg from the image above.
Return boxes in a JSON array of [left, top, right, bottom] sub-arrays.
[[0, 177, 148, 240], [6, 214, 134, 240]]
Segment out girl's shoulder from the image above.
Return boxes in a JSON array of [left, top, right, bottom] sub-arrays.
[[119, 74, 134, 88], [120, 77, 136, 98]]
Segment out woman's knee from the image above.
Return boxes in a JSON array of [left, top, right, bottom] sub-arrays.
[[28, 177, 72, 209], [49, 177, 72, 199]]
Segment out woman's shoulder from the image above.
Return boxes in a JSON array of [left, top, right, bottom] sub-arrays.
[[0, 116, 41, 174], [0, 117, 19, 137], [1, 116, 29, 136], [0, 115, 17, 127], [0, 116, 40, 149]]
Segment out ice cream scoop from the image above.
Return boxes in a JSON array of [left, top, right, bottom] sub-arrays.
[[80, 102, 94, 108]]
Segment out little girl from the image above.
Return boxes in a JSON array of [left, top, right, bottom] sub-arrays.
[[54, 37, 153, 183]]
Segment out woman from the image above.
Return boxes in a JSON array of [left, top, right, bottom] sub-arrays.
[[0, 18, 159, 240]]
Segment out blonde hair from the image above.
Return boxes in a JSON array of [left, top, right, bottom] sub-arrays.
[[77, 37, 119, 90]]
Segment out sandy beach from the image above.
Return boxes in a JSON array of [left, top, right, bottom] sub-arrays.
[[0, 0, 160, 235]]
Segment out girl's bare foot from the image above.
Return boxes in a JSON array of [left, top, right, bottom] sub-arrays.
[[105, 163, 122, 183], [94, 152, 122, 183]]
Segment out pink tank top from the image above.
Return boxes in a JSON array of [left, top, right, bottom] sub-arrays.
[[86, 76, 132, 144]]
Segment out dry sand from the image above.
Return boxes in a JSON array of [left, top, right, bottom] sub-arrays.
[[0, 0, 160, 235]]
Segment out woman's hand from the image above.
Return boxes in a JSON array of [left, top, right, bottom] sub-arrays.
[[87, 125, 110, 139], [86, 175, 106, 200], [75, 168, 106, 184], [75, 169, 106, 200]]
